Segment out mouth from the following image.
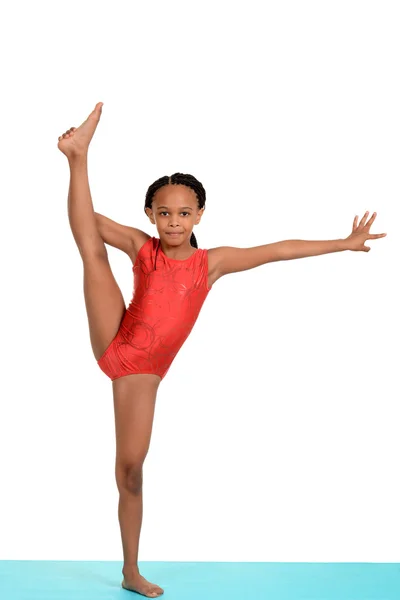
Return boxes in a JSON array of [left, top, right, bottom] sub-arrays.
[[166, 232, 182, 236]]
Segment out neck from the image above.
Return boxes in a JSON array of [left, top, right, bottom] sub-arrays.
[[159, 237, 196, 259]]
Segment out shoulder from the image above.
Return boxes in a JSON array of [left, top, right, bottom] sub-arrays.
[[128, 232, 152, 264], [206, 246, 225, 268]]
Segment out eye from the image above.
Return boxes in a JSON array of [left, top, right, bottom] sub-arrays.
[[160, 212, 190, 217]]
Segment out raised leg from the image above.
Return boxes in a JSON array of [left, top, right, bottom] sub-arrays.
[[67, 155, 126, 359], [113, 374, 164, 597], [58, 103, 126, 359]]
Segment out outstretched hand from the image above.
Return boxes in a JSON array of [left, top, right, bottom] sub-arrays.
[[345, 211, 387, 252]]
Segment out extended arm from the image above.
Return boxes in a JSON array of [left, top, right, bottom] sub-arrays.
[[212, 239, 346, 276], [212, 211, 386, 277]]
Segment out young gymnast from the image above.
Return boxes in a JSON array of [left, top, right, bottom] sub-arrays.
[[57, 102, 387, 598]]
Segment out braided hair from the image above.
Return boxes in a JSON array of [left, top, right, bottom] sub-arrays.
[[144, 173, 206, 270]]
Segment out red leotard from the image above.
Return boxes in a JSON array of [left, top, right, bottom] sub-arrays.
[[97, 236, 212, 381]]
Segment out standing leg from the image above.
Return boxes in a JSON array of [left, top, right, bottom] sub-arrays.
[[113, 373, 164, 597]]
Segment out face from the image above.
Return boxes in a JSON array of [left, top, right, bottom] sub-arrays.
[[145, 184, 204, 244]]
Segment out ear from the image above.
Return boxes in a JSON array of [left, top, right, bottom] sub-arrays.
[[145, 207, 155, 223], [196, 207, 205, 222]]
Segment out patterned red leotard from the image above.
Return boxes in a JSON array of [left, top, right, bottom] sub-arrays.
[[97, 236, 212, 381]]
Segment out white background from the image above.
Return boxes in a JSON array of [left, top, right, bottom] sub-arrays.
[[1, 0, 398, 562]]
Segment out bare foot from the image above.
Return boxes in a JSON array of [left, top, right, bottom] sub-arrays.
[[121, 569, 164, 597], [57, 102, 103, 159]]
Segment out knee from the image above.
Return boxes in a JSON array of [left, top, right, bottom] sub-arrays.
[[116, 461, 144, 495]]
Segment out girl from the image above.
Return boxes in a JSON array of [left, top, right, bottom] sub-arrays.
[[57, 102, 386, 598]]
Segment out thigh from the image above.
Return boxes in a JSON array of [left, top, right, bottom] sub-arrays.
[[82, 251, 126, 360], [113, 374, 161, 473]]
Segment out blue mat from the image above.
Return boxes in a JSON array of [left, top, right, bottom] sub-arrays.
[[0, 561, 399, 599]]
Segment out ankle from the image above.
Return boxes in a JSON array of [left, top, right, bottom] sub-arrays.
[[68, 154, 88, 168], [123, 564, 139, 576]]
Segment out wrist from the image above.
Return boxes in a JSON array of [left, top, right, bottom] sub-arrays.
[[338, 238, 350, 251]]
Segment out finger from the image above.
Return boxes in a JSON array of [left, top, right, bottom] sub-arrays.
[[359, 211, 369, 228], [366, 212, 377, 228], [353, 215, 358, 231], [370, 233, 387, 239]]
